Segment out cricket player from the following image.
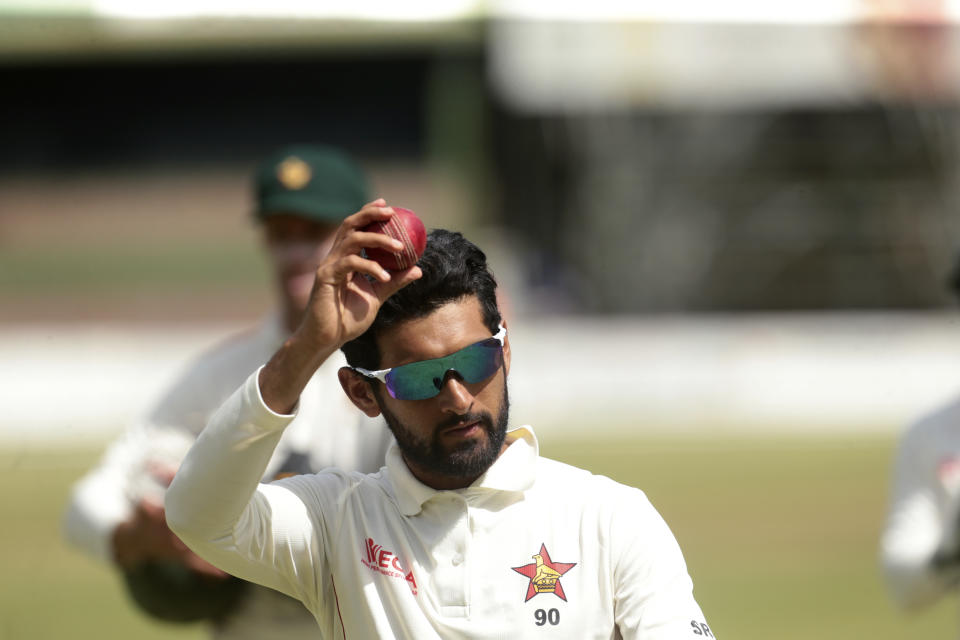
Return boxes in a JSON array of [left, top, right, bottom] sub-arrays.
[[62, 145, 395, 638], [881, 255, 960, 612], [165, 205, 716, 639]]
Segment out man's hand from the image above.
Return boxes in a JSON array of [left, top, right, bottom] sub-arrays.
[[112, 499, 229, 579], [260, 199, 422, 413]]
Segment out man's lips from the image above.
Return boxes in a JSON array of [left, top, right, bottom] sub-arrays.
[[441, 420, 482, 437]]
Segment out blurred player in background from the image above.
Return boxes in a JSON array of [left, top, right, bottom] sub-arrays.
[[881, 252, 960, 614], [63, 144, 394, 639]]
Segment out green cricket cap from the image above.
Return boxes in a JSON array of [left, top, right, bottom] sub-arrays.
[[254, 145, 370, 223]]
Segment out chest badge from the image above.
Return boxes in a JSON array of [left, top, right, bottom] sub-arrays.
[[511, 543, 577, 602]]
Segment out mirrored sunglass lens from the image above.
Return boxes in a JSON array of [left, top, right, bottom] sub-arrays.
[[385, 361, 439, 400], [454, 340, 503, 383], [385, 339, 503, 400]]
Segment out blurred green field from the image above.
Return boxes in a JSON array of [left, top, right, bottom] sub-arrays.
[[0, 240, 273, 324], [1, 432, 954, 640]]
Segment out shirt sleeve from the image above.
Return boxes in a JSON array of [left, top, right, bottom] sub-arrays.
[[611, 487, 715, 640], [881, 425, 960, 609], [165, 367, 326, 606]]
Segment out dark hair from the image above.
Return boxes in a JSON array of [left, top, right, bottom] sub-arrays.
[[341, 229, 501, 369]]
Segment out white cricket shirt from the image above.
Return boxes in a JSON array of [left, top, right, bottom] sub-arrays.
[[167, 369, 714, 639], [882, 393, 960, 610]]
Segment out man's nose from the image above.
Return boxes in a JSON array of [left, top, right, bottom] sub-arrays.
[[435, 371, 474, 413]]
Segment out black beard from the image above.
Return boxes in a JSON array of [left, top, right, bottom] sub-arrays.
[[377, 382, 509, 481]]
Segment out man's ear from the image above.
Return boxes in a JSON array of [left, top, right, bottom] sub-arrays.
[[338, 368, 382, 417]]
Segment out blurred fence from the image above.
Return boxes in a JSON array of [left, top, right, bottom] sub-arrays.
[[4, 311, 959, 446]]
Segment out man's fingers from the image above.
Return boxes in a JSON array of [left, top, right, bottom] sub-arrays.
[[342, 202, 394, 232], [322, 221, 404, 276], [376, 265, 423, 300], [327, 253, 392, 284], [393, 265, 423, 289], [327, 254, 422, 294], [341, 229, 405, 259]]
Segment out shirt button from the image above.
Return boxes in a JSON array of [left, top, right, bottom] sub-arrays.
[[452, 554, 464, 566]]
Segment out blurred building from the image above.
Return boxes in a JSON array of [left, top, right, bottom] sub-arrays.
[[2, 1, 960, 320], [489, 3, 960, 312]]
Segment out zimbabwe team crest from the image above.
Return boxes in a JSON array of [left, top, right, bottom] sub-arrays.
[[511, 543, 577, 602]]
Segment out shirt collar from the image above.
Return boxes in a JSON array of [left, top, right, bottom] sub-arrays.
[[387, 426, 539, 516]]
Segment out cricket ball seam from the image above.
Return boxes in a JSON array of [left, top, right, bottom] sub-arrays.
[[388, 216, 417, 269]]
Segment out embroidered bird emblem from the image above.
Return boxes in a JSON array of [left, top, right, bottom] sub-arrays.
[[531, 553, 562, 592], [511, 544, 577, 602]]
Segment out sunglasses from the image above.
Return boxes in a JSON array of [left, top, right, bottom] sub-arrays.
[[352, 325, 506, 400]]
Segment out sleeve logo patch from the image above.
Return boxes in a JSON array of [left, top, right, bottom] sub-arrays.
[[691, 620, 714, 636], [511, 543, 577, 602]]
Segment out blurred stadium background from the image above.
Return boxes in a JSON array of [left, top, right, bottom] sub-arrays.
[[3, 1, 960, 638]]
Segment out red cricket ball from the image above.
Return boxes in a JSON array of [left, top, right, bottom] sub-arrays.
[[361, 207, 427, 271]]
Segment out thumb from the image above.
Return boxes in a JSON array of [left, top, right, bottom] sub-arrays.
[[376, 266, 422, 302]]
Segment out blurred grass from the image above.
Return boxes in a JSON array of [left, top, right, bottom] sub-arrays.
[[0, 448, 206, 640], [0, 243, 267, 295], [1, 432, 953, 640], [0, 241, 273, 323]]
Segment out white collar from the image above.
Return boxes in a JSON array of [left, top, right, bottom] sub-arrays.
[[387, 426, 539, 516]]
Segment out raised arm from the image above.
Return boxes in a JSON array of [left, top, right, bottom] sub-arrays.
[[165, 200, 420, 599]]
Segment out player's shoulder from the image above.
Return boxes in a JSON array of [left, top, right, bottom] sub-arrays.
[[534, 456, 651, 505], [535, 455, 628, 485], [531, 456, 671, 546], [275, 466, 390, 505]]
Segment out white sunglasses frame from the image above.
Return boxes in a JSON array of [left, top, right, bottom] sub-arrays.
[[351, 324, 507, 387]]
